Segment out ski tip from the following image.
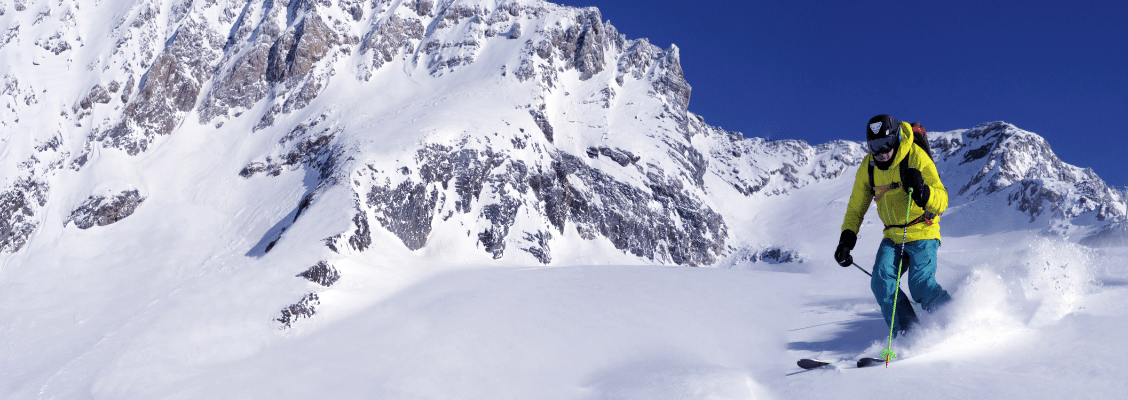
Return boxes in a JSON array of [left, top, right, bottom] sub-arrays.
[[856, 357, 886, 368], [797, 359, 833, 369]]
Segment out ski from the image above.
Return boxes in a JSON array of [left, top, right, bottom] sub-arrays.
[[800, 357, 896, 369], [857, 357, 889, 368], [797, 359, 834, 369]]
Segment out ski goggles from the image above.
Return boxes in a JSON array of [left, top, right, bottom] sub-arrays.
[[867, 135, 898, 155]]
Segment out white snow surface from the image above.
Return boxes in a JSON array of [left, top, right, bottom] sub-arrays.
[[1, 0, 1127, 398]]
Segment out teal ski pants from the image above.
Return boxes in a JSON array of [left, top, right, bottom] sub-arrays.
[[871, 238, 951, 335]]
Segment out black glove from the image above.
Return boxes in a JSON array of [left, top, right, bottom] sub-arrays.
[[902, 168, 930, 208], [834, 230, 856, 267]]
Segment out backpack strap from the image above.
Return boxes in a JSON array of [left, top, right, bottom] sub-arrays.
[[884, 214, 932, 231], [868, 161, 873, 188], [869, 160, 901, 201], [898, 150, 939, 225], [899, 156, 909, 189]]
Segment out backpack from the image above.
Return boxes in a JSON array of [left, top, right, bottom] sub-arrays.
[[909, 122, 931, 159], [868, 122, 937, 228]]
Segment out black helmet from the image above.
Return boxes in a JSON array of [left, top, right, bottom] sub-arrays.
[[866, 114, 900, 155]]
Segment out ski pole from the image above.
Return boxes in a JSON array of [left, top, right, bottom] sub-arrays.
[[851, 261, 917, 318], [850, 262, 872, 277], [881, 187, 915, 367]]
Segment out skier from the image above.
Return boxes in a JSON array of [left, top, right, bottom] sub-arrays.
[[834, 114, 952, 336]]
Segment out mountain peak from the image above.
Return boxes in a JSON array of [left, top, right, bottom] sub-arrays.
[[929, 123, 1125, 238]]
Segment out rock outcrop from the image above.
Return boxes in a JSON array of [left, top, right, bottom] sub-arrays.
[[928, 122, 1126, 240], [105, 19, 223, 155], [0, 178, 49, 253], [277, 292, 319, 329], [297, 261, 341, 287], [65, 190, 147, 230]]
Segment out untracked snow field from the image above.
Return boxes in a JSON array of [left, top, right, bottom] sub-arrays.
[[5, 232, 1126, 399]]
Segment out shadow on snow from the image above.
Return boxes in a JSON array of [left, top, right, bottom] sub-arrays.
[[786, 311, 886, 355]]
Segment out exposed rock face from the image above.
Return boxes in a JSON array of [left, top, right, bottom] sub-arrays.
[[355, 139, 727, 266], [239, 115, 342, 181], [367, 176, 441, 251], [586, 146, 639, 167], [198, 44, 271, 124], [200, 1, 344, 128], [358, 14, 425, 79], [528, 109, 554, 143], [78, 85, 112, 110], [545, 152, 726, 265], [728, 246, 807, 265], [121, 75, 135, 103], [339, 0, 366, 21], [297, 261, 340, 287], [651, 46, 691, 120], [360, 144, 506, 252], [65, 190, 147, 229], [208, 0, 874, 266], [554, 9, 607, 81], [323, 208, 373, 254], [105, 19, 223, 155], [277, 292, 319, 329], [266, 14, 339, 90], [0, 178, 49, 253]]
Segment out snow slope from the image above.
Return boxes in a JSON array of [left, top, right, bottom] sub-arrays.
[[1, 0, 1127, 399], [9, 231, 1124, 399]]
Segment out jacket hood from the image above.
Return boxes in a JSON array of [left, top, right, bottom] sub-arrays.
[[886, 122, 914, 167]]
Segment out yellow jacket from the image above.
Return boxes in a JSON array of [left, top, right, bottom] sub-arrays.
[[841, 122, 948, 244]]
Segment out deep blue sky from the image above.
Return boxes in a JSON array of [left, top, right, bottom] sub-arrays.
[[554, 0, 1128, 187]]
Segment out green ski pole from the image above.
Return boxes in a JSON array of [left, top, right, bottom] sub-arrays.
[[881, 187, 915, 367]]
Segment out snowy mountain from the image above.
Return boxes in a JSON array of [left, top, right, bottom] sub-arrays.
[[3, 0, 731, 267], [2, 0, 1123, 266], [2, 1, 1128, 398], [930, 122, 1127, 239]]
